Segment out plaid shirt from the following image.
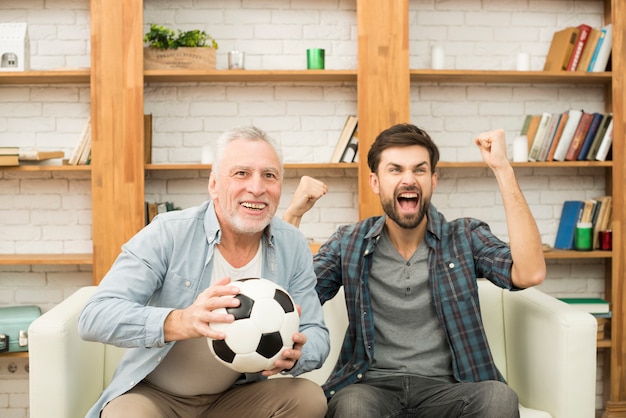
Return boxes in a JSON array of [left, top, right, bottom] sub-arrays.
[[314, 204, 516, 398]]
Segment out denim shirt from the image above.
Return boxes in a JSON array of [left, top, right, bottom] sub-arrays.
[[78, 200, 329, 418], [314, 204, 516, 398]]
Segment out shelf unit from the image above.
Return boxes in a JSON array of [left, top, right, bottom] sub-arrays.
[[1, 0, 622, 415]]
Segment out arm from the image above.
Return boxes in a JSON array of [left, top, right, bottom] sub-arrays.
[[282, 175, 328, 227], [474, 129, 546, 288]]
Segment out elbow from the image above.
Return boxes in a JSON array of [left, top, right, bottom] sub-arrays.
[[512, 261, 546, 288]]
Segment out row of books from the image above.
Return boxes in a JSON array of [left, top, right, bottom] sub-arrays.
[[521, 109, 613, 162], [544, 23, 612, 72], [330, 115, 359, 163], [554, 197, 612, 251], [145, 200, 181, 225], [67, 117, 92, 165], [0, 146, 65, 166]]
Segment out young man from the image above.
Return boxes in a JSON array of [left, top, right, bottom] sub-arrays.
[[284, 124, 546, 418], [79, 126, 330, 418]]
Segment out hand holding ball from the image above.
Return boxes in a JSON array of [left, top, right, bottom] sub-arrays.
[[208, 278, 300, 373]]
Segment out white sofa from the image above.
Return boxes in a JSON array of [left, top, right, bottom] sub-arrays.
[[28, 279, 597, 418]]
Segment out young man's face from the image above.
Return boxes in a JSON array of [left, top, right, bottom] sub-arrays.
[[208, 138, 282, 235], [369, 145, 438, 229]]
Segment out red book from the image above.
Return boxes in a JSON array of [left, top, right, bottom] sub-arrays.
[[567, 24, 592, 71], [564, 112, 594, 160]]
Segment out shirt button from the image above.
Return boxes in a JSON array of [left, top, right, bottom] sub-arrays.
[[185, 280, 191, 287], [448, 262, 455, 268], [357, 373, 363, 379], [330, 390, 336, 396]]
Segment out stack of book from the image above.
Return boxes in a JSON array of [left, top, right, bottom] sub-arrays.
[[519, 109, 613, 162], [330, 115, 358, 163], [544, 23, 612, 72], [553, 196, 612, 250], [557, 297, 611, 340], [0, 147, 19, 166]]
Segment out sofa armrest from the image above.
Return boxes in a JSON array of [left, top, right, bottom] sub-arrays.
[[503, 287, 597, 418], [28, 286, 102, 418]]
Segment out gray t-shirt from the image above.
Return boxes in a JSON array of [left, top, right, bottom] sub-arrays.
[[366, 230, 453, 379]]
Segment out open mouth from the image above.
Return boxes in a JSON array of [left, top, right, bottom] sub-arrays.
[[397, 191, 419, 210], [241, 202, 267, 211]]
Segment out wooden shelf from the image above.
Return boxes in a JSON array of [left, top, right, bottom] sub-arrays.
[[145, 162, 359, 171], [0, 70, 90, 85], [438, 161, 613, 168], [0, 254, 93, 265], [409, 69, 612, 85], [144, 69, 357, 83], [597, 339, 612, 349], [544, 250, 612, 259], [0, 165, 90, 172], [0, 352, 29, 358]]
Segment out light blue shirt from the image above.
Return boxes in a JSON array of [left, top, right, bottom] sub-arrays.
[[78, 200, 329, 418]]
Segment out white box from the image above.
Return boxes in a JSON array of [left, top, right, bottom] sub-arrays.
[[0, 23, 30, 72]]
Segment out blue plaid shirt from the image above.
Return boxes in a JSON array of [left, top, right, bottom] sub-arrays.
[[314, 204, 517, 398]]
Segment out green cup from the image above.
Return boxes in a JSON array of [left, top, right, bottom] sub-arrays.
[[574, 222, 593, 251], [307, 48, 325, 69]]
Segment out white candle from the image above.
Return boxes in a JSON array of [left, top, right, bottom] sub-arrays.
[[431, 46, 445, 70], [201, 145, 214, 164], [516, 52, 530, 71], [512, 135, 529, 162]]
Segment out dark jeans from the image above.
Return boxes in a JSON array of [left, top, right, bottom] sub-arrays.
[[326, 375, 519, 418]]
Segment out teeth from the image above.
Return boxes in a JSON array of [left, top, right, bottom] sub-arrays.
[[242, 202, 266, 210], [398, 192, 418, 199]]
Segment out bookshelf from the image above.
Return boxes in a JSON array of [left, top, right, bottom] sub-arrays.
[[0, 0, 623, 415]]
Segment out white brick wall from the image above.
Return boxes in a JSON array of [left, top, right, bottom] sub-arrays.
[[0, 0, 611, 415]]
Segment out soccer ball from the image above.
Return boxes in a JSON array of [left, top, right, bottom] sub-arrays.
[[207, 277, 300, 373]]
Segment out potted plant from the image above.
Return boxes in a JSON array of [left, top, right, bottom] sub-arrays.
[[143, 24, 219, 70]]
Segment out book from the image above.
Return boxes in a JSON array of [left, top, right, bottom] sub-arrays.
[[537, 113, 562, 161], [0, 154, 19, 166], [566, 24, 592, 71], [68, 117, 91, 165], [576, 112, 604, 160], [524, 115, 541, 152], [330, 115, 358, 163], [577, 27, 601, 72], [77, 122, 92, 165], [592, 196, 612, 249], [586, 113, 612, 161], [543, 26, 580, 71], [580, 199, 597, 224], [0, 147, 19, 156], [564, 111, 593, 160], [558, 297, 610, 314], [594, 117, 614, 161], [528, 112, 552, 161], [552, 109, 583, 161], [554, 200, 585, 250], [18, 149, 65, 161], [519, 114, 533, 136], [545, 111, 569, 161], [590, 24, 612, 72], [144, 114, 153, 164], [340, 129, 359, 162]]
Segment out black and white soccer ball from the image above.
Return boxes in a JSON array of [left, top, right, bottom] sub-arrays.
[[207, 277, 300, 373]]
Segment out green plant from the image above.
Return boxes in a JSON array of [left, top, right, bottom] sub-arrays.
[[144, 24, 218, 50]]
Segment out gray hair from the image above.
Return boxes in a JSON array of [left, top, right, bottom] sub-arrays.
[[211, 126, 283, 176]]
